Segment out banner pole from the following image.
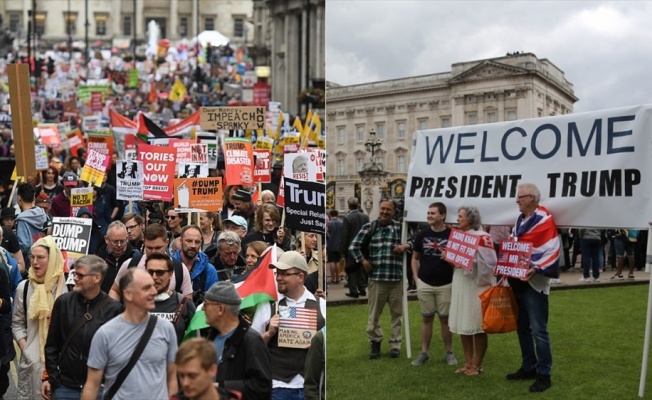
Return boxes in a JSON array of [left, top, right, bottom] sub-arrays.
[[316, 234, 323, 292], [401, 219, 411, 359], [7, 177, 21, 207], [638, 223, 652, 397]]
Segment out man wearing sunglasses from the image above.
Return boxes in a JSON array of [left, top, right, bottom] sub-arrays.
[[148, 253, 196, 345], [42, 255, 122, 400]]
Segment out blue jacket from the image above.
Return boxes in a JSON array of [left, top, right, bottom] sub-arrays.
[[171, 250, 218, 293]]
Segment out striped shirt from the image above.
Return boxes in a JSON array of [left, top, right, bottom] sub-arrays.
[[348, 219, 403, 282]]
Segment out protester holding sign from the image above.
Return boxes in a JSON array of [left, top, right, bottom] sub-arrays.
[[447, 206, 496, 377], [505, 183, 560, 393], [15, 183, 48, 266]]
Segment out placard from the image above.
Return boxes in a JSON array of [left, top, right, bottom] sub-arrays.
[[283, 177, 325, 234], [116, 160, 144, 201], [190, 144, 209, 165], [223, 137, 254, 186], [283, 152, 317, 182], [80, 148, 110, 187], [179, 163, 208, 178], [35, 125, 62, 148], [174, 177, 223, 211], [444, 228, 480, 270], [277, 305, 317, 349], [70, 187, 93, 218], [299, 148, 325, 181], [253, 149, 271, 183], [495, 240, 533, 279], [52, 217, 93, 255], [197, 133, 218, 169], [138, 143, 176, 201], [35, 145, 49, 171], [199, 106, 266, 130], [170, 139, 196, 164]]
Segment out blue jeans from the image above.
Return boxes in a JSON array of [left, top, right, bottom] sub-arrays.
[[580, 238, 602, 279], [54, 385, 103, 400], [272, 387, 304, 400], [513, 284, 552, 376]]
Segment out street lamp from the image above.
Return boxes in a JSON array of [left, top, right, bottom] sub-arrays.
[[364, 128, 382, 169]]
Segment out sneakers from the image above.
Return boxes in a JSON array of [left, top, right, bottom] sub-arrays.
[[411, 352, 429, 366], [369, 341, 381, 359], [578, 277, 591, 283], [629, 274, 636, 279], [593, 277, 600, 283], [506, 368, 537, 380], [611, 274, 624, 280], [445, 351, 458, 366], [529, 375, 552, 392], [390, 348, 401, 358], [550, 278, 561, 284]]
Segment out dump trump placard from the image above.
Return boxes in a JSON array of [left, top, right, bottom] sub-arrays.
[[174, 177, 223, 211], [52, 217, 92, 255]]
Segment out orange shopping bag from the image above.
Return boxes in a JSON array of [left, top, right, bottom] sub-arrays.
[[479, 278, 518, 333]]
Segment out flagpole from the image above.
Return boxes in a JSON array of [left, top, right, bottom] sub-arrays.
[[316, 234, 323, 292]]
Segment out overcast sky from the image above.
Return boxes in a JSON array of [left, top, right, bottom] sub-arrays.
[[326, 1, 652, 113]]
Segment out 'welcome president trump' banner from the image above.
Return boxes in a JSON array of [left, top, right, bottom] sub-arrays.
[[405, 105, 652, 228]]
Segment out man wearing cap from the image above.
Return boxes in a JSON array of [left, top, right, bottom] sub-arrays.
[[223, 216, 248, 239], [261, 251, 326, 399], [204, 281, 272, 400], [51, 172, 78, 218], [35, 192, 52, 218], [15, 183, 47, 268], [210, 232, 246, 281], [231, 188, 256, 233]]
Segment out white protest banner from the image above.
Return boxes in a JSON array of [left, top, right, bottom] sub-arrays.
[[444, 228, 480, 270], [495, 240, 533, 279], [179, 163, 209, 178], [116, 160, 144, 201], [405, 105, 652, 228], [52, 217, 93, 255], [35, 145, 49, 170], [283, 152, 317, 182]]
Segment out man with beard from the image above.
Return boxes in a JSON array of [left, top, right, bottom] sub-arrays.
[[172, 225, 217, 305], [148, 253, 196, 345], [262, 251, 325, 399], [42, 256, 122, 399]]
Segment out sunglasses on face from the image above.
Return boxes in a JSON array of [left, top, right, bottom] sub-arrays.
[[146, 269, 170, 277]]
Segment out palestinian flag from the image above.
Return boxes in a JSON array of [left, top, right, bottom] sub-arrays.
[[136, 112, 168, 142], [232, 245, 278, 309], [183, 246, 279, 340]]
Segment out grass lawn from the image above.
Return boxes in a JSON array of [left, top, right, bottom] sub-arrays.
[[326, 285, 652, 399]]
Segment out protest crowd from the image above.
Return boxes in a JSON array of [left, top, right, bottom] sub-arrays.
[[0, 30, 327, 400]]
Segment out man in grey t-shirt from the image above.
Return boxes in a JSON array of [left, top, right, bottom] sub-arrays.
[[82, 269, 178, 400]]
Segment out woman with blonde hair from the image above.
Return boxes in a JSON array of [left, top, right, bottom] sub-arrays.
[[12, 236, 67, 399]]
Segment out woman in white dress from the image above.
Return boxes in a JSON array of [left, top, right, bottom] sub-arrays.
[[448, 206, 497, 376], [12, 236, 67, 399]]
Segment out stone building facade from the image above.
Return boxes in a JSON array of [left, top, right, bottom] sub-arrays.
[[326, 53, 578, 216], [252, 0, 325, 116], [1, 0, 253, 47]]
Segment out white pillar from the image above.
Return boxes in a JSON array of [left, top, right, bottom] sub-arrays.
[[192, 0, 198, 38], [136, 0, 145, 37], [112, 0, 122, 38], [169, 0, 177, 39]]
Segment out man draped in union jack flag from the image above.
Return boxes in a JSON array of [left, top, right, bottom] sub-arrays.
[[506, 183, 560, 393]]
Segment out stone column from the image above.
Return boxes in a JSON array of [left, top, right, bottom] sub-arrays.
[[169, 0, 177, 39], [112, 0, 122, 38], [191, 0, 198, 38], [136, 0, 145, 37]]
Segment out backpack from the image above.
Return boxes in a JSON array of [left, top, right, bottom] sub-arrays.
[[628, 229, 639, 243], [128, 253, 184, 294]]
